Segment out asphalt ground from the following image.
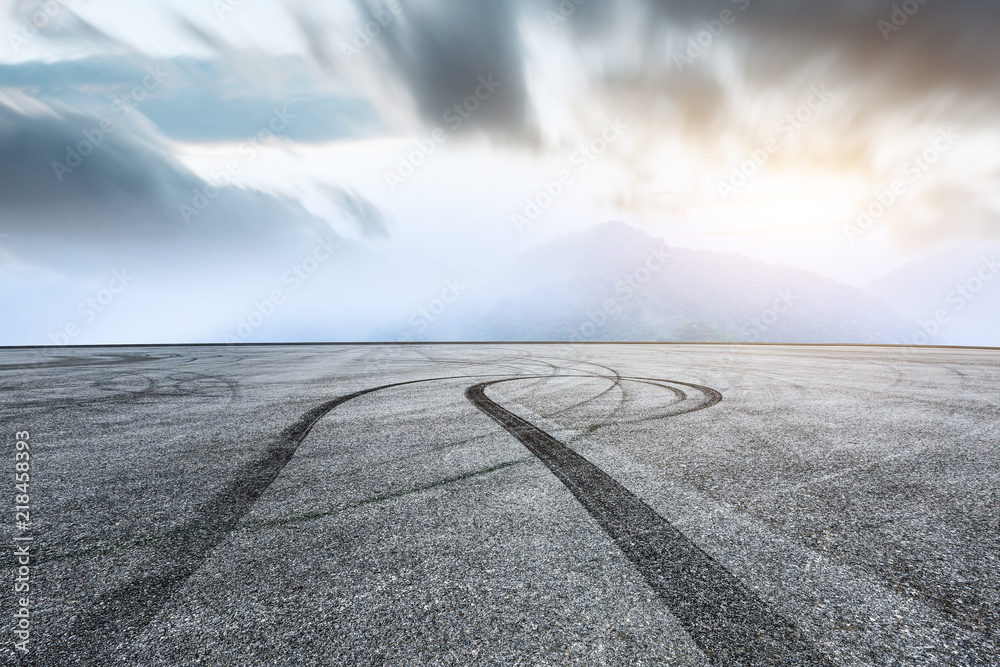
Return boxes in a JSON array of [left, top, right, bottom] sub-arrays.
[[0, 344, 997, 665]]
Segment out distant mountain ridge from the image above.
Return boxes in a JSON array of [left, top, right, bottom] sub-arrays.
[[456, 222, 918, 343], [863, 243, 1000, 347]]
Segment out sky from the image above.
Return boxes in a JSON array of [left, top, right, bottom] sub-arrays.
[[1, 0, 998, 345]]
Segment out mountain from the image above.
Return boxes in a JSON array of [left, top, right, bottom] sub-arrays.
[[453, 222, 918, 343], [863, 243, 1000, 347]]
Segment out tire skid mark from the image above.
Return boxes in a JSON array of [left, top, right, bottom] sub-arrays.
[[59, 374, 480, 665], [467, 378, 833, 666], [538, 375, 625, 419], [58, 370, 628, 662], [5, 371, 239, 412], [530, 355, 629, 419], [499, 375, 699, 433], [62, 370, 820, 666], [0, 353, 165, 372]]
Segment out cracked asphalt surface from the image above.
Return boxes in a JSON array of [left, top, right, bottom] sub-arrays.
[[1, 343, 998, 665]]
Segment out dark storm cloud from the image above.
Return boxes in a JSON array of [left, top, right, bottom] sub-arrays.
[[353, 0, 535, 141], [556, 0, 1000, 119], [0, 96, 339, 259], [0, 98, 191, 240], [537, 0, 1000, 160], [515, 0, 1000, 243], [3, 0, 996, 249], [327, 0, 1000, 174]]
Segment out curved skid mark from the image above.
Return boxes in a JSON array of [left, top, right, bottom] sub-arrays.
[[536, 376, 626, 419], [0, 353, 165, 372], [60, 373, 483, 664], [484, 353, 630, 420], [555, 378, 693, 437], [466, 378, 830, 666], [405, 346, 542, 378], [493, 374, 704, 429], [61, 369, 802, 666], [534, 356, 632, 418]]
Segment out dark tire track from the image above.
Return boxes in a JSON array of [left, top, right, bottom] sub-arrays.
[[56, 374, 479, 665], [58, 370, 822, 665], [54, 371, 651, 663], [530, 354, 630, 419], [0, 353, 166, 372], [467, 378, 833, 666]]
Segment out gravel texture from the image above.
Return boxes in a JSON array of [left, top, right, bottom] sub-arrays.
[[0, 343, 997, 665]]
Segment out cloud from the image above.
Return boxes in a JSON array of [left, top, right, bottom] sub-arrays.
[[353, 0, 536, 141], [0, 88, 372, 346], [285, 2, 341, 76], [6, 0, 130, 54], [0, 54, 384, 143], [0, 92, 344, 268], [321, 185, 389, 238], [556, 0, 1000, 137], [0, 91, 192, 242], [3, 0, 1000, 349], [503, 0, 1000, 246]]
